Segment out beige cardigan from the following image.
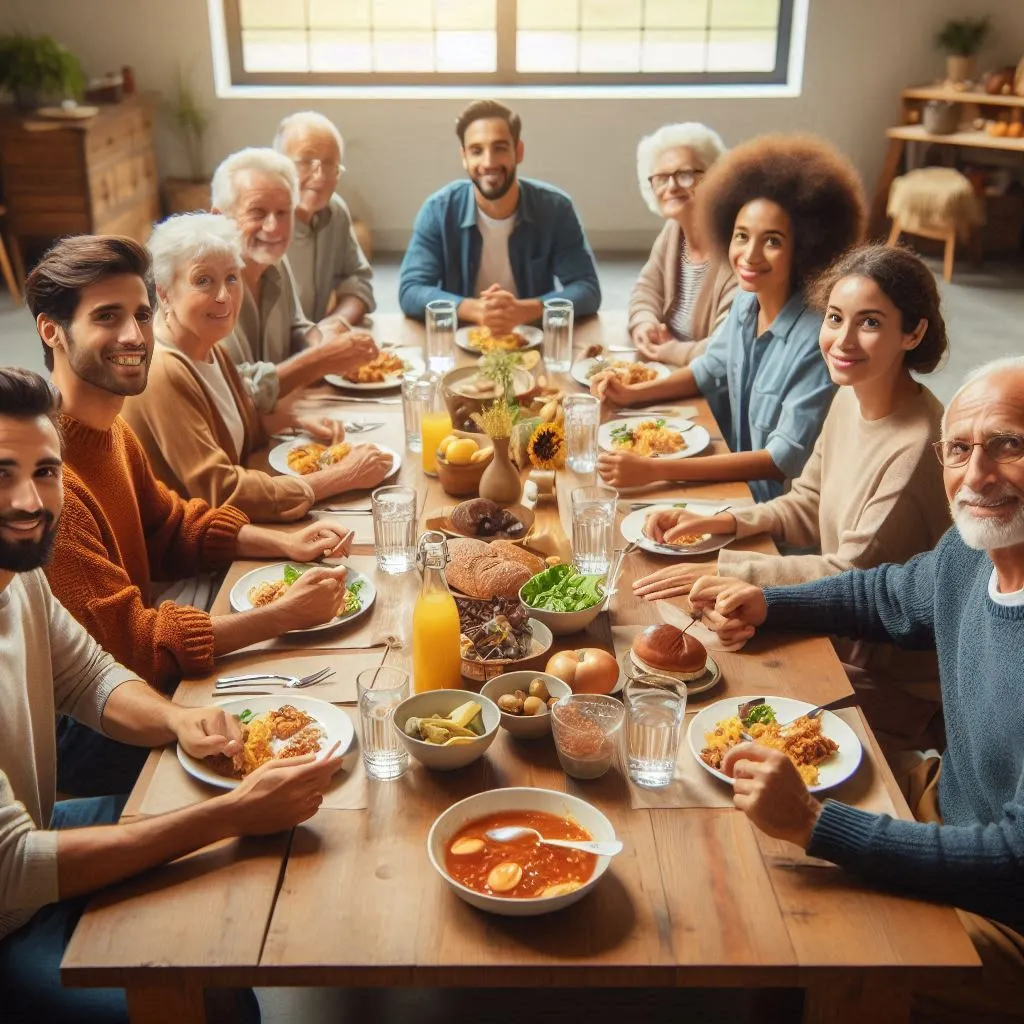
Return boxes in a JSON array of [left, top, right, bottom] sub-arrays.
[[122, 340, 315, 523], [627, 220, 737, 363]]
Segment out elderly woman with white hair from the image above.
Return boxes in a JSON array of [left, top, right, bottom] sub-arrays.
[[273, 110, 375, 324], [121, 212, 394, 522], [629, 122, 737, 366]]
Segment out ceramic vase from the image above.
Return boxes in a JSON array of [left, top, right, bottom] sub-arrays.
[[478, 437, 522, 505]]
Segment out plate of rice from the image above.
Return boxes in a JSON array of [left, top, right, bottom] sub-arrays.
[[268, 435, 401, 480]]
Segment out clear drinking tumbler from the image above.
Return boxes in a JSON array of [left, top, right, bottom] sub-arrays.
[[564, 393, 601, 473], [372, 485, 417, 574], [624, 675, 686, 789], [571, 484, 618, 575], [543, 297, 574, 373], [425, 299, 457, 373], [357, 666, 410, 781]]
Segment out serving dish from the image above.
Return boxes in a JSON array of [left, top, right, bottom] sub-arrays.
[[393, 689, 500, 770]]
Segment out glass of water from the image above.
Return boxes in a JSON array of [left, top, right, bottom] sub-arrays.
[[571, 484, 617, 575], [356, 666, 410, 781], [624, 675, 686, 789], [401, 374, 437, 453], [563, 393, 600, 473], [425, 299, 457, 373], [543, 298, 574, 373], [371, 485, 417, 574]]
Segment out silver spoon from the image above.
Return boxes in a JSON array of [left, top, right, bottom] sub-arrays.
[[485, 826, 623, 858]]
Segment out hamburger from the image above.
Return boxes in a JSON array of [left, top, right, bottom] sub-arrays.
[[630, 624, 707, 683]]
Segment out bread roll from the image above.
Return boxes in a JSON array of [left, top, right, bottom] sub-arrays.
[[444, 538, 532, 598], [631, 624, 706, 682], [489, 541, 546, 577]]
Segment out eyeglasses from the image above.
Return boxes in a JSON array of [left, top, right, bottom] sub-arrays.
[[648, 169, 704, 193], [932, 434, 1024, 468], [294, 157, 343, 178]]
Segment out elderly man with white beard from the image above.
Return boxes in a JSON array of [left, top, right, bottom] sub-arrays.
[[686, 354, 1024, 1016]]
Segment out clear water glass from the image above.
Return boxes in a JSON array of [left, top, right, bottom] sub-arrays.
[[371, 485, 417, 574], [624, 676, 686, 789], [357, 666, 410, 781], [571, 484, 617, 575], [564, 393, 600, 473], [425, 299, 457, 373], [401, 374, 437, 453], [543, 297, 574, 373]]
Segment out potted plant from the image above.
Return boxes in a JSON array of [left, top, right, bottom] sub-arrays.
[[0, 34, 85, 111], [936, 17, 989, 84], [162, 68, 212, 214]]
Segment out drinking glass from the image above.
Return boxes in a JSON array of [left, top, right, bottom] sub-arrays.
[[551, 694, 624, 780], [563, 393, 600, 474], [401, 374, 435, 453], [543, 298, 574, 373], [624, 675, 686, 788], [356, 666, 410, 781], [371, 485, 417, 574], [425, 299, 457, 373], [571, 484, 617, 575]]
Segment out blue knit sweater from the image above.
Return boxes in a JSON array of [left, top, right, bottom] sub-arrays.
[[763, 525, 1024, 932]]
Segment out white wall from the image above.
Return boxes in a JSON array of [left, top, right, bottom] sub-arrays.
[[3, 0, 1018, 251]]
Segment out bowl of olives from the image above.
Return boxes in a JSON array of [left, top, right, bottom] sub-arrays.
[[481, 671, 572, 739]]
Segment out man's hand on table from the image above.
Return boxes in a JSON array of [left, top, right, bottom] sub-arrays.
[[688, 576, 767, 644], [273, 565, 350, 630], [589, 370, 639, 406], [479, 286, 542, 334], [333, 444, 395, 492], [284, 522, 355, 562], [171, 705, 244, 762], [634, 562, 715, 601]]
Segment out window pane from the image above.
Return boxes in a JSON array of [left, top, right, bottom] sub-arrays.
[[641, 30, 706, 72], [242, 29, 309, 71], [436, 30, 496, 71], [310, 31, 373, 71], [517, 0, 579, 31], [707, 29, 776, 70], [710, 0, 780, 29], [580, 0, 641, 30], [516, 30, 579, 71], [374, 30, 435, 70], [436, 0, 495, 30], [579, 30, 640, 72], [308, 0, 371, 30], [373, 0, 433, 30], [643, 0, 710, 29], [240, 0, 305, 28]]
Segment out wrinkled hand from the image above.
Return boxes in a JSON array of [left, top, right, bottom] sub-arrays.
[[295, 416, 345, 445], [318, 331, 379, 377], [597, 449, 665, 489], [334, 444, 394, 491], [588, 370, 639, 406], [687, 576, 767, 644], [643, 507, 734, 544], [633, 562, 713, 601], [272, 565, 350, 631], [722, 743, 822, 847], [173, 706, 243, 761], [285, 521, 354, 562]]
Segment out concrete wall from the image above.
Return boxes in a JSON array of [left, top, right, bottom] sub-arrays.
[[4, 0, 1019, 251]]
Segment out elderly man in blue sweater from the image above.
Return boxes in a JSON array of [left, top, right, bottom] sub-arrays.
[[689, 355, 1024, 1009], [398, 99, 600, 332]]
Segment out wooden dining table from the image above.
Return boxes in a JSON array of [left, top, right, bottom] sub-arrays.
[[60, 312, 979, 1023]]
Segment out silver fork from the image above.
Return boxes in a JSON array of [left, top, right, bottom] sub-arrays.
[[215, 666, 335, 691], [344, 420, 385, 433]]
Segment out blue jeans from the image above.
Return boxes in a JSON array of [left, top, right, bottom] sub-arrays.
[[56, 717, 149, 797]]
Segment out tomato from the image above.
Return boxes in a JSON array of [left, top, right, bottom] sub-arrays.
[[545, 648, 619, 695]]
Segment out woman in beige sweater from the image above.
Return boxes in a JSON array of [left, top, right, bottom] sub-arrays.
[[122, 213, 393, 522], [628, 123, 737, 367]]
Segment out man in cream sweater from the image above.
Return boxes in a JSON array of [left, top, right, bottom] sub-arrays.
[[0, 367, 342, 1021]]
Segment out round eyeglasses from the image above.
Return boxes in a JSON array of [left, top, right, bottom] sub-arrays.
[[932, 434, 1024, 468], [294, 157, 343, 178], [648, 169, 704, 193]]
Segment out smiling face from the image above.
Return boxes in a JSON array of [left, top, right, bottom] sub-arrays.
[[280, 123, 342, 218], [162, 253, 243, 348], [728, 199, 794, 297], [461, 117, 522, 202], [819, 275, 924, 388], [0, 414, 62, 572], [230, 169, 294, 265], [651, 145, 706, 222]]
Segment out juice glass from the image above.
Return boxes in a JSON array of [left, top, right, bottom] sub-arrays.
[[421, 410, 453, 476]]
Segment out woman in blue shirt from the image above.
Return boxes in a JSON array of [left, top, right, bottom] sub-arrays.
[[592, 133, 866, 502]]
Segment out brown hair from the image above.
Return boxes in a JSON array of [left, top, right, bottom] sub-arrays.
[[697, 132, 866, 293], [0, 367, 62, 424], [808, 244, 948, 374], [24, 234, 154, 371], [455, 99, 522, 146]]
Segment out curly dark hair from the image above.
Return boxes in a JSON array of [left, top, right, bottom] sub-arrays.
[[808, 244, 948, 374], [697, 133, 866, 293]]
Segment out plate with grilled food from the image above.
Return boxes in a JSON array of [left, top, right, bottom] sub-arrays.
[[268, 436, 401, 480], [598, 418, 710, 460], [324, 347, 424, 391], [570, 357, 670, 388]]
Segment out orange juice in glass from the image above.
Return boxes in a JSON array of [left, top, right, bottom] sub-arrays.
[[421, 411, 452, 476]]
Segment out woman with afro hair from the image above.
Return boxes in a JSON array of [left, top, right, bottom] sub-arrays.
[[592, 133, 866, 502]]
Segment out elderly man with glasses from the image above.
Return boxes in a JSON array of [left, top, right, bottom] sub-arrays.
[[273, 111, 375, 327], [686, 355, 1024, 1017]]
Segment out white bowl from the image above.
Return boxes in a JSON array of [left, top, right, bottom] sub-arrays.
[[518, 578, 606, 637], [393, 689, 500, 771], [427, 787, 617, 917], [480, 671, 572, 739]]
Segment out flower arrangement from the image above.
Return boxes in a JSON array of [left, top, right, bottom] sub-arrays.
[[526, 422, 566, 471], [471, 400, 516, 440]]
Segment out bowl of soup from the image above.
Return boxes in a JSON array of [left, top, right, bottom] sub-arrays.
[[427, 787, 617, 916]]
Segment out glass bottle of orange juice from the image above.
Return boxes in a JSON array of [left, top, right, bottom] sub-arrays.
[[412, 531, 463, 692]]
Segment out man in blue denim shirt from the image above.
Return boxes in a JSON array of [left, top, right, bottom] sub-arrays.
[[398, 100, 600, 331]]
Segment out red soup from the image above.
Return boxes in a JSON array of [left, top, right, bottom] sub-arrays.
[[444, 810, 597, 899]]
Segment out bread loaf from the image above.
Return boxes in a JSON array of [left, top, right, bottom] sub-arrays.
[[489, 541, 546, 577], [444, 538, 532, 598]]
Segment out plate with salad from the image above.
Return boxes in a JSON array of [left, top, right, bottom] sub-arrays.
[[518, 564, 607, 636], [229, 562, 376, 636]]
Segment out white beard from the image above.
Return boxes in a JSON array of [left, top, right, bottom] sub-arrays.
[[950, 484, 1024, 550]]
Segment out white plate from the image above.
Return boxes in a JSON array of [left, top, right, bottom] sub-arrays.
[[177, 695, 354, 790], [619, 650, 721, 697], [324, 347, 424, 391], [687, 695, 863, 794], [268, 436, 401, 480], [620, 502, 735, 557], [570, 357, 671, 388], [229, 561, 377, 636], [598, 419, 711, 460], [455, 324, 543, 355]]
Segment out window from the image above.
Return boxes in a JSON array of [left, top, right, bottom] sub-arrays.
[[222, 0, 796, 87]]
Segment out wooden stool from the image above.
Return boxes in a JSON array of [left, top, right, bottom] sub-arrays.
[[886, 167, 984, 282], [0, 206, 22, 303]]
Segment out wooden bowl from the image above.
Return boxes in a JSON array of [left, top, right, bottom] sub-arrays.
[[460, 619, 554, 683], [435, 450, 490, 498], [441, 366, 535, 433]]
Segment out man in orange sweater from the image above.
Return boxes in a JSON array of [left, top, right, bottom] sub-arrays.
[[25, 235, 356, 795]]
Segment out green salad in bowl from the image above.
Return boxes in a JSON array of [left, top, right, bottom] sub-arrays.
[[519, 565, 607, 636]]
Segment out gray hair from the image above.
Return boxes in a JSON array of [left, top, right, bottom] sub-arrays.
[[148, 213, 244, 293], [942, 355, 1024, 434], [210, 147, 299, 214], [636, 122, 727, 215], [273, 110, 344, 157]]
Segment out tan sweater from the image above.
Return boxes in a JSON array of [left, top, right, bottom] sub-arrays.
[[627, 220, 737, 363], [122, 339, 315, 523]]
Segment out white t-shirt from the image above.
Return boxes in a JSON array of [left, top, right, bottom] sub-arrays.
[[186, 350, 246, 458], [988, 568, 1024, 606], [474, 209, 518, 297]]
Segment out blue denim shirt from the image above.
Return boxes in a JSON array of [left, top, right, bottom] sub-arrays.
[[691, 289, 836, 503], [398, 178, 601, 319]]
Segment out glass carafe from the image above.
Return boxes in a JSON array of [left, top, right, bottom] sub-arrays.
[[412, 531, 463, 692]]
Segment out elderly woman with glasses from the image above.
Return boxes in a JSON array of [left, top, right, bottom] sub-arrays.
[[121, 213, 393, 522], [628, 123, 737, 367]]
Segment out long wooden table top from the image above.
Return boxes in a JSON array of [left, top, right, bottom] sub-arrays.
[[62, 313, 978, 1016]]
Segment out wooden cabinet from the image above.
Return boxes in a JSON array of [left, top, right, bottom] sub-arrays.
[[0, 97, 160, 277]]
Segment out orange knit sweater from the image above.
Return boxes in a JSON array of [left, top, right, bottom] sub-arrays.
[[46, 415, 249, 691]]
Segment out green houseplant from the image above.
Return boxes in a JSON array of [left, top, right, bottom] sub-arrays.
[[936, 18, 990, 83], [0, 34, 85, 110], [162, 68, 212, 214]]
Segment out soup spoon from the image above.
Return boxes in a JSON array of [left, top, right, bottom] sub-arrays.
[[485, 826, 623, 857]]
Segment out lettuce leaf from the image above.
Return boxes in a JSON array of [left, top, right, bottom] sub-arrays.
[[521, 564, 605, 612]]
